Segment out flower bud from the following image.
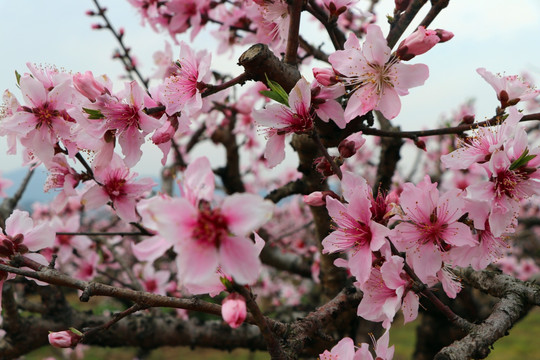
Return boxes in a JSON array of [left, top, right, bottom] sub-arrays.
[[73, 71, 107, 102], [338, 132, 365, 158], [303, 191, 340, 206], [414, 139, 426, 151], [461, 114, 475, 124], [396, 26, 440, 61], [313, 68, 339, 87], [435, 29, 454, 43], [221, 293, 246, 329], [48, 329, 83, 348]]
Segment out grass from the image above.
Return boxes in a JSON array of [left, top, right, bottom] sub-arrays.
[[390, 307, 540, 360]]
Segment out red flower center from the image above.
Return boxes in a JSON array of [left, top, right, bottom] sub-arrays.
[[192, 203, 229, 247]]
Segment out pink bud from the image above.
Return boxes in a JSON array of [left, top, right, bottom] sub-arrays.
[[313, 68, 339, 87], [338, 132, 365, 158], [73, 71, 107, 102], [396, 26, 440, 61], [304, 191, 340, 206], [48, 330, 82, 348], [435, 29, 454, 43], [91, 23, 103, 30], [221, 293, 247, 329]]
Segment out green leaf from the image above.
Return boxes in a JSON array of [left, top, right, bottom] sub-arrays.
[[259, 90, 288, 105], [82, 107, 105, 120], [69, 327, 84, 336], [509, 148, 537, 170], [259, 74, 289, 106], [15, 70, 21, 86]]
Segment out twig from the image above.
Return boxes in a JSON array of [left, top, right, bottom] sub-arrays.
[[360, 112, 540, 139], [284, 0, 303, 65], [388, 240, 474, 332], [83, 303, 148, 340], [386, 0, 428, 49], [311, 131, 342, 179], [202, 72, 250, 98], [91, 0, 149, 88], [265, 178, 308, 203], [56, 231, 149, 236], [0, 168, 34, 229], [233, 284, 287, 360], [419, 0, 450, 29]]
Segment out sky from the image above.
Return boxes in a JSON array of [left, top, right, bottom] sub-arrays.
[[1, 0, 540, 177]]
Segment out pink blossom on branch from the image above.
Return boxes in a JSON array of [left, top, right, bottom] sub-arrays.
[[81, 154, 156, 223], [393, 176, 477, 283], [138, 157, 273, 289], [322, 171, 392, 285], [328, 24, 429, 121], [477, 68, 540, 108], [253, 77, 314, 168], [161, 41, 212, 120]]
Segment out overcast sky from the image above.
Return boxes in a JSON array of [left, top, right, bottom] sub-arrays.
[[1, 0, 540, 176]]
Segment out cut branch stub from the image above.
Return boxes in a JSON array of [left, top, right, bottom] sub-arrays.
[[238, 43, 301, 92]]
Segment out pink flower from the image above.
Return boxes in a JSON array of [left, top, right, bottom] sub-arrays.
[[81, 154, 156, 223], [441, 107, 522, 170], [161, 42, 211, 118], [477, 68, 540, 108], [221, 293, 247, 328], [357, 256, 418, 326], [0, 210, 55, 259], [394, 176, 477, 282], [322, 172, 392, 285], [466, 146, 540, 237], [329, 24, 429, 120], [254, 78, 314, 167], [94, 81, 163, 168], [138, 157, 273, 287], [319, 337, 357, 360], [451, 221, 508, 270], [0, 74, 74, 165], [48, 329, 82, 348]]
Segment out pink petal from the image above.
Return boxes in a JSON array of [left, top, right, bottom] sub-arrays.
[[348, 245, 372, 284], [264, 134, 286, 168], [394, 63, 430, 95], [402, 291, 419, 323], [22, 222, 55, 252], [377, 86, 401, 119], [183, 156, 215, 204], [288, 78, 311, 112], [222, 194, 273, 235], [363, 24, 391, 65], [5, 210, 34, 236], [409, 242, 442, 283], [81, 185, 110, 210], [219, 236, 261, 284], [176, 240, 219, 284]]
